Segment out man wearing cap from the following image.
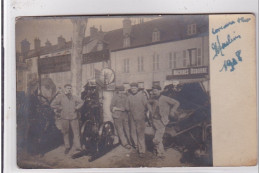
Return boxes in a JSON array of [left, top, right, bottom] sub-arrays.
[[110, 85, 131, 149], [148, 85, 180, 158], [51, 84, 84, 155], [127, 82, 148, 157]]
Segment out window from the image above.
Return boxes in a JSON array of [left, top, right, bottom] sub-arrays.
[[138, 82, 144, 89], [90, 64, 95, 77], [182, 50, 190, 67], [97, 42, 103, 51], [152, 81, 160, 87], [188, 48, 198, 67], [187, 24, 197, 35], [152, 28, 160, 42], [27, 59, 32, 68], [138, 56, 144, 72], [123, 36, 130, 48], [169, 52, 177, 69], [169, 52, 173, 69], [18, 55, 24, 62], [197, 48, 202, 66], [153, 54, 159, 70], [102, 61, 108, 68], [173, 53, 177, 68], [123, 59, 129, 73]]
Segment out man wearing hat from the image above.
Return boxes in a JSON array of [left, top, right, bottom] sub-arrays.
[[127, 82, 148, 157], [110, 85, 131, 149], [51, 84, 84, 155], [148, 85, 180, 158]]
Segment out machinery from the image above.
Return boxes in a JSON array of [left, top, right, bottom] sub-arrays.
[[161, 81, 212, 166], [72, 81, 117, 161], [17, 78, 63, 156]]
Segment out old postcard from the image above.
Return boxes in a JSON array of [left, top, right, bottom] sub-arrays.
[[15, 14, 256, 168]]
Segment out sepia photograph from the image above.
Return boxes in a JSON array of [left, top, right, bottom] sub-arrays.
[[16, 15, 212, 168]]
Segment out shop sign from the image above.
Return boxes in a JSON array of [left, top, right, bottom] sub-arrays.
[[166, 66, 208, 80]]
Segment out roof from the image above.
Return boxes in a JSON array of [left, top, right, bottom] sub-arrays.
[[25, 15, 208, 58], [26, 37, 91, 58], [104, 15, 209, 51]]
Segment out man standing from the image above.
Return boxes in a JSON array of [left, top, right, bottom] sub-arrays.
[[51, 84, 84, 155], [110, 85, 131, 149], [148, 85, 180, 158], [127, 82, 148, 157]]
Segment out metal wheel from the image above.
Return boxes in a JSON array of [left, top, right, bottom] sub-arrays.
[[99, 121, 115, 149]]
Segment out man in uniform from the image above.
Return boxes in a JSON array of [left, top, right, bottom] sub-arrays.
[[148, 85, 180, 158], [110, 85, 131, 149], [127, 82, 148, 157], [51, 84, 84, 155]]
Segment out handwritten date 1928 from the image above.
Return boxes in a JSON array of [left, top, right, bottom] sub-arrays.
[[220, 50, 242, 72]]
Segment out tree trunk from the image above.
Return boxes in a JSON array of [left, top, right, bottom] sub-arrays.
[[71, 17, 88, 96]]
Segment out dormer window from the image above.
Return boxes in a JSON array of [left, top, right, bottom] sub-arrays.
[[97, 41, 103, 51], [187, 24, 197, 35], [152, 28, 160, 42], [123, 35, 130, 48]]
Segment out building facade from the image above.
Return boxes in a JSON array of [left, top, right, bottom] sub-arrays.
[[17, 15, 209, 94]]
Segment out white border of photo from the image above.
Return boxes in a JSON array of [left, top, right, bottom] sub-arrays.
[[3, 0, 258, 172]]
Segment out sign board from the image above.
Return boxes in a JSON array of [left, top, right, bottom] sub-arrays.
[[82, 49, 110, 64], [166, 66, 209, 80], [39, 54, 71, 74]]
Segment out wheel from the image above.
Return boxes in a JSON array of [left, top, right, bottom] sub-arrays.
[[99, 121, 115, 148], [81, 120, 99, 151]]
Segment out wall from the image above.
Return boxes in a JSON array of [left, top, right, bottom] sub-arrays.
[[111, 36, 209, 89]]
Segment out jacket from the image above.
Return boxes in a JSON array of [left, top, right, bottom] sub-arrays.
[[158, 95, 180, 125], [110, 93, 128, 118], [127, 91, 148, 121], [51, 93, 84, 120]]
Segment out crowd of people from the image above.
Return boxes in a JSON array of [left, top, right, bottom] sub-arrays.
[[50, 82, 180, 159], [110, 82, 180, 158]]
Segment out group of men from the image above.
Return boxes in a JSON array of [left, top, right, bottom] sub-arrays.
[[110, 82, 180, 158], [51, 82, 180, 159]]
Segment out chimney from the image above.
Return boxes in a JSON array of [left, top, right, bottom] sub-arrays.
[[21, 39, 30, 55], [45, 40, 52, 47], [90, 26, 98, 39], [57, 35, 66, 48], [34, 37, 41, 50], [123, 18, 132, 36]]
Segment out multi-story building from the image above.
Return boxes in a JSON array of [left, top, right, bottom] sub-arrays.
[[18, 15, 209, 94], [108, 15, 209, 91], [20, 26, 110, 93]]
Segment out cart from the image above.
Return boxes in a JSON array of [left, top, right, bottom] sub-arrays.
[[161, 81, 212, 166]]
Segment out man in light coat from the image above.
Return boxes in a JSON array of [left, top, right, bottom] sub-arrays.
[[51, 84, 84, 155], [127, 82, 148, 158], [148, 85, 180, 158]]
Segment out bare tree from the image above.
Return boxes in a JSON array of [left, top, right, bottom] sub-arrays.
[[71, 17, 88, 96]]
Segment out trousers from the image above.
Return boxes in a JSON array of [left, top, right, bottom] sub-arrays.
[[60, 118, 81, 150], [152, 119, 166, 156], [113, 111, 130, 146], [130, 115, 146, 154]]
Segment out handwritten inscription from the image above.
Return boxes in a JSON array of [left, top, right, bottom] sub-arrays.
[[211, 16, 251, 72], [212, 33, 241, 60], [220, 50, 242, 72]]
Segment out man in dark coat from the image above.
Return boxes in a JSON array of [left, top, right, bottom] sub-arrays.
[[127, 82, 148, 157]]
